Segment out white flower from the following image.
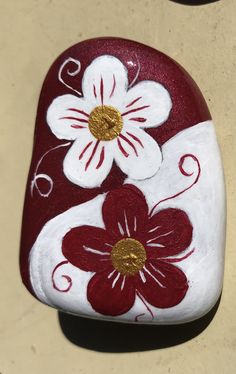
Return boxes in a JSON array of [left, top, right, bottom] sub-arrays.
[[47, 55, 172, 188]]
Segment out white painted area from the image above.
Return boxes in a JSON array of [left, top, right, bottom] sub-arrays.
[[29, 194, 106, 316], [29, 121, 226, 324], [47, 94, 93, 140], [46, 55, 172, 188], [63, 135, 113, 189], [122, 80, 172, 128], [113, 127, 162, 180], [82, 55, 128, 108]]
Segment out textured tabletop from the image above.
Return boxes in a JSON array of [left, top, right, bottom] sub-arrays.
[[0, 1, 235, 373]]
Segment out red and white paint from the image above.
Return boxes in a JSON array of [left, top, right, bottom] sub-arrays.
[[29, 121, 226, 324], [47, 55, 172, 188], [20, 38, 226, 324], [60, 184, 194, 317]]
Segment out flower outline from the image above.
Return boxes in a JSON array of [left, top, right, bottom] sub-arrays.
[[47, 55, 172, 188], [61, 184, 193, 317]]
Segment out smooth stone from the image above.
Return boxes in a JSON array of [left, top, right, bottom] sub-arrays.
[[20, 37, 226, 324]]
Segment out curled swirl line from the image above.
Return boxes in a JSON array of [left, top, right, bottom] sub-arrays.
[[149, 154, 201, 217], [135, 291, 154, 322], [128, 54, 141, 88], [58, 57, 82, 96], [30, 142, 71, 198], [52, 260, 72, 293]]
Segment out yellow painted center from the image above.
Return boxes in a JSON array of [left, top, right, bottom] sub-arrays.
[[88, 105, 123, 141], [111, 238, 147, 276]]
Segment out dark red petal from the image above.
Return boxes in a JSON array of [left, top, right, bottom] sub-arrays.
[[146, 208, 193, 258], [102, 184, 149, 239], [62, 226, 115, 272], [87, 270, 136, 316], [135, 260, 188, 308]]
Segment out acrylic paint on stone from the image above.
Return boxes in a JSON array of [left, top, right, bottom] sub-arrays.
[[20, 37, 226, 324]]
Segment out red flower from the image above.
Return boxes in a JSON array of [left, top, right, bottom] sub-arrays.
[[62, 185, 193, 317]]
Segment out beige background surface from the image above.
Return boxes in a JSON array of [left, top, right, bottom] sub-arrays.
[[0, 0, 235, 373]]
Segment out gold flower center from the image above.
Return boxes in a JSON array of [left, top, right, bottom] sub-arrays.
[[88, 105, 123, 141], [111, 238, 147, 276]]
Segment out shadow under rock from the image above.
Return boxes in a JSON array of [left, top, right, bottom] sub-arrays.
[[58, 296, 221, 352], [170, 0, 220, 5]]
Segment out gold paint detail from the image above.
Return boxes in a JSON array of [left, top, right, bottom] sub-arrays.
[[88, 105, 123, 141], [111, 238, 147, 276]]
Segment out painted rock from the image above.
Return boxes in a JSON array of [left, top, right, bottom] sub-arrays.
[[20, 38, 226, 324]]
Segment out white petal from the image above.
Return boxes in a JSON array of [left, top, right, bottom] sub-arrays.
[[113, 128, 162, 180], [122, 81, 172, 129], [82, 55, 128, 108], [63, 132, 113, 188], [47, 94, 93, 140]]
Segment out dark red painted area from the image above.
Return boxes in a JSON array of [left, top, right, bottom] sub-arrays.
[[20, 37, 210, 295], [61, 184, 193, 316]]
